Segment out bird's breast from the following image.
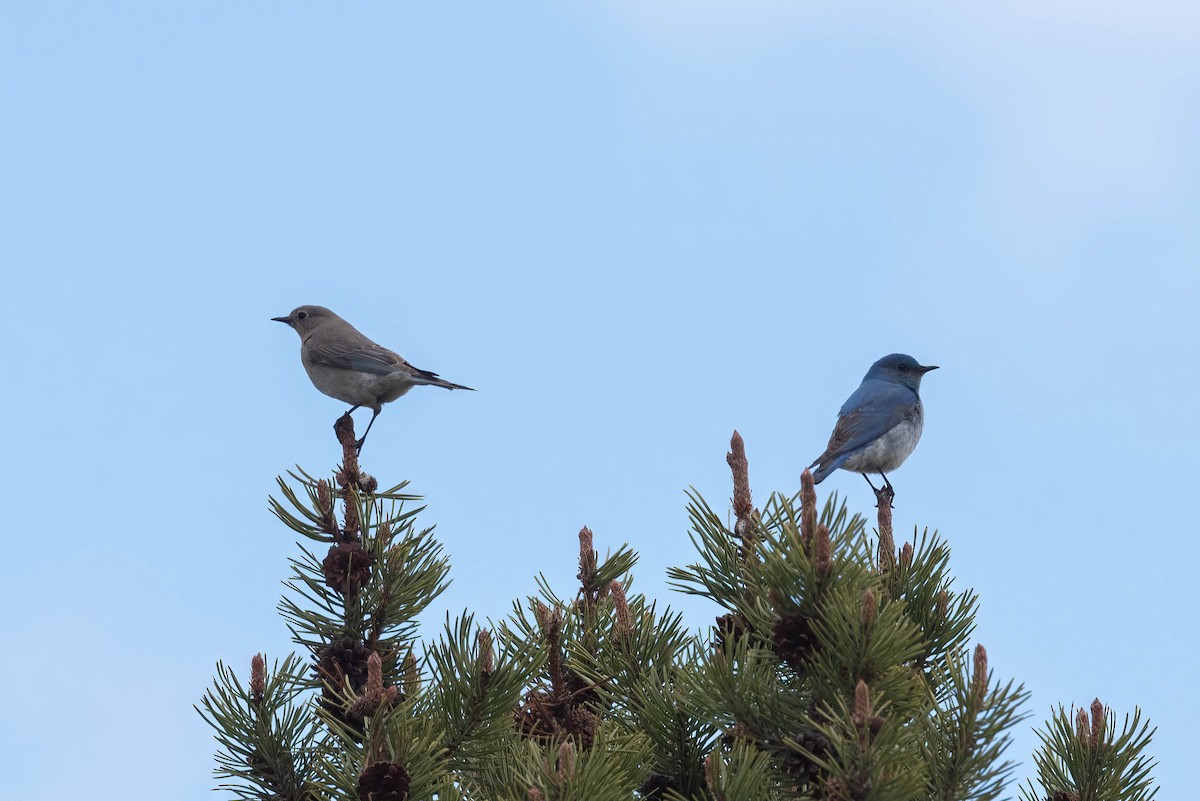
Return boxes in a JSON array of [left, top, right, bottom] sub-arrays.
[[841, 403, 924, 474], [300, 354, 417, 408]]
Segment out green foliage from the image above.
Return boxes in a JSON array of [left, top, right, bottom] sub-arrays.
[[201, 430, 1157, 801], [467, 725, 654, 801], [424, 613, 531, 773], [1020, 702, 1158, 801], [273, 469, 450, 658], [698, 739, 781, 801], [197, 654, 321, 801], [669, 472, 1028, 800], [921, 649, 1030, 801]]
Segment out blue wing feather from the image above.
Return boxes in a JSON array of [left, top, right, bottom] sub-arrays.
[[810, 380, 918, 482]]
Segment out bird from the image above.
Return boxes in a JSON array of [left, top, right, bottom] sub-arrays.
[[273, 305, 473, 451], [809, 353, 938, 494]]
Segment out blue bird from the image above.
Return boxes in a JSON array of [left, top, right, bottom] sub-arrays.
[[809, 354, 938, 493]]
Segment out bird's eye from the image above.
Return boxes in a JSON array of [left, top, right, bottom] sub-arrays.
[[297, 311, 308, 320], [897, 363, 908, 372]]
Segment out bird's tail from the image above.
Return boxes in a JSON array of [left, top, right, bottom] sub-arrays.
[[808, 456, 842, 485], [412, 369, 475, 391]]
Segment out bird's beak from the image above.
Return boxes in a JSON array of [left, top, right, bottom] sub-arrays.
[[920, 364, 939, 373], [271, 316, 290, 324]]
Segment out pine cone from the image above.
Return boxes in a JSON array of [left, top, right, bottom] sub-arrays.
[[316, 636, 372, 732], [564, 670, 602, 708], [514, 689, 561, 742], [1049, 793, 1081, 801], [823, 777, 850, 801], [317, 637, 372, 689], [638, 773, 682, 800], [772, 612, 816, 669], [322, 542, 375, 594], [356, 760, 411, 800], [714, 613, 753, 650], [563, 706, 598, 748], [781, 728, 832, 786]]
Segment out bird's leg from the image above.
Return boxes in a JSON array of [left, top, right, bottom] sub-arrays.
[[863, 473, 895, 508], [337, 405, 360, 426], [355, 408, 381, 453]]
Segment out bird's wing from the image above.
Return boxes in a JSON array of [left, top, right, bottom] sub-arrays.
[[810, 382, 919, 468], [306, 336, 430, 378]]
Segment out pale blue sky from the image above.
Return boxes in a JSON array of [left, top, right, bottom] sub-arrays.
[[2, 2, 1196, 798]]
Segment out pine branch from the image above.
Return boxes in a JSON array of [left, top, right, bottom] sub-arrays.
[[1019, 700, 1158, 801], [205, 419, 1159, 801], [424, 615, 531, 772], [196, 653, 323, 801], [922, 645, 1030, 801]]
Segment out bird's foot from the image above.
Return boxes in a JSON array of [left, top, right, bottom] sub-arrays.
[[333, 413, 357, 445], [354, 436, 367, 454], [873, 484, 895, 509]]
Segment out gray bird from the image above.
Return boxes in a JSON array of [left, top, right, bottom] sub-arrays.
[[809, 353, 938, 493], [273, 305, 473, 451]]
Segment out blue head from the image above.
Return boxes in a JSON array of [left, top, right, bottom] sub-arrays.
[[864, 353, 939, 391]]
